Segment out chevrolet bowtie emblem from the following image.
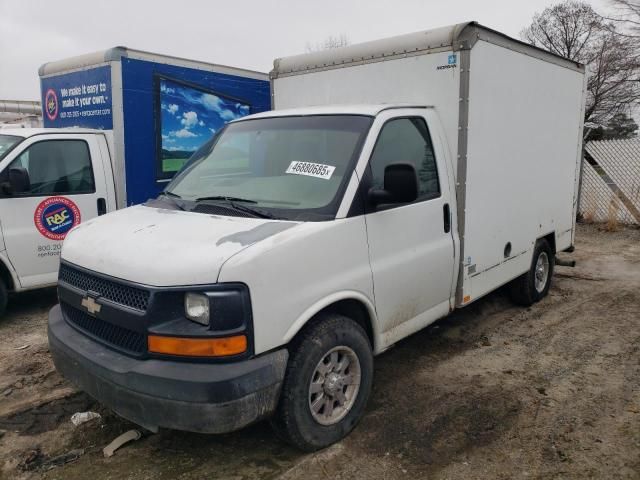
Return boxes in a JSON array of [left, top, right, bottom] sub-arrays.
[[81, 296, 102, 315]]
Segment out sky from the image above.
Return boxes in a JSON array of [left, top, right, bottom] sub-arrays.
[[0, 0, 610, 101]]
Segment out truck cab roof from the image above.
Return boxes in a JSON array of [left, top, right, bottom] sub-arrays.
[[238, 104, 432, 121], [0, 128, 107, 138]]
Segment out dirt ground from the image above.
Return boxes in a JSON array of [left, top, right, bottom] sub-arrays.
[[0, 223, 638, 480]]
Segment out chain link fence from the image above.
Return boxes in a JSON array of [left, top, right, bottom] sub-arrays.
[[579, 139, 640, 225]]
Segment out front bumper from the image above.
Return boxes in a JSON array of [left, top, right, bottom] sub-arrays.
[[48, 304, 288, 433]]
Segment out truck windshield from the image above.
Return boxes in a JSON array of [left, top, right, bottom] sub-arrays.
[[165, 115, 372, 221], [0, 135, 23, 161]]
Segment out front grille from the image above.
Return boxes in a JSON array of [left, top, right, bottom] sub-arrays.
[[192, 203, 255, 218], [62, 303, 146, 355], [59, 264, 150, 311]]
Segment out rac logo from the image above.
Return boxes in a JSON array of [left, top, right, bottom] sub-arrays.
[[45, 207, 70, 226], [45, 88, 58, 121], [81, 296, 102, 315], [34, 196, 81, 241]]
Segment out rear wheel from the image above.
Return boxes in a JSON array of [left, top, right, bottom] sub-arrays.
[[509, 239, 554, 306], [271, 313, 373, 452]]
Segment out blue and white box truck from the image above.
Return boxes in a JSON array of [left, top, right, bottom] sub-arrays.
[[0, 48, 269, 313]]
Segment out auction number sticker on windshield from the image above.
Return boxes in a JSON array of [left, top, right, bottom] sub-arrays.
[[286, 161, 335, 180]]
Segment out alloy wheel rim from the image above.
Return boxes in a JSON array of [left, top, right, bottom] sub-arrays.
[[534, 251, 550, 293], [308, 346, 361, 425]]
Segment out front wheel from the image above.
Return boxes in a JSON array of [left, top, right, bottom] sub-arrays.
[[0, 280, 7, 319], [271, 313, 373, 452], [509, 239, 554, 306]]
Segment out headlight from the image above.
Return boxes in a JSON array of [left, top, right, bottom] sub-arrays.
[[185, 292, 210, 325], [151, 284, 252, 359]]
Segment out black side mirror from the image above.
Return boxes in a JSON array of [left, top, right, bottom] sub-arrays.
[[7, 167, 31, 194], [368, 163, 419, 206]]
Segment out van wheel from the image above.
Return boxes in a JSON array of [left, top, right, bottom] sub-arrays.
[[0, 280, 7, 318], [271, 314, 373, 452], [509, 239, 554, 306]]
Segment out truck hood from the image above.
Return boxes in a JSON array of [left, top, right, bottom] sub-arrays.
[[61, 205, 299, 286]]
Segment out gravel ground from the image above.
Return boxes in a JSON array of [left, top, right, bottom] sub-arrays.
[[0, 223, 638, 480]]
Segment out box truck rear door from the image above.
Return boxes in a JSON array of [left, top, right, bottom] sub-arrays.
[[0, 133, 110, 289], [363, 110, 454, 341]]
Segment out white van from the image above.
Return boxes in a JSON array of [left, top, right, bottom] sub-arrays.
[[48, 22, 586, 451], [0, 129, 116, 312]]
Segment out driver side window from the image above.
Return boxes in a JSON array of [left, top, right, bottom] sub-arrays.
[[369, 117, 440, 202], [5, 140, 96, 196]]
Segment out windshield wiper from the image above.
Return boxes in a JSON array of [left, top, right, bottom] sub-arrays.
[[195, 196, 274, 219], [159, 191, 186, 211], [195, 195, 257, 204]]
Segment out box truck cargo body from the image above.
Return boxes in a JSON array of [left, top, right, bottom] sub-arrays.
[[271, 21, 586, 306], [49, 22, 586, 451], [0, 50, 269, 310]]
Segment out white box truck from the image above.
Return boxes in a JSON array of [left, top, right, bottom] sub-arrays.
[[0, 48, 269, 314], [48, 22, 586, 451]]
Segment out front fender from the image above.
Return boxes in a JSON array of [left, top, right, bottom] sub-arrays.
[[283, 290, 380, 353], [217, 217, 376, 356]]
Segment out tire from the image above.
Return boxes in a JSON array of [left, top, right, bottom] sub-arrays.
[[509, 239, 554, 306], [271, 313, 373, 452], [0, 280, 7, 319]]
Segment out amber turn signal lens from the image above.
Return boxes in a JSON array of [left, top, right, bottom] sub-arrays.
[[148, 335, 247, 357]]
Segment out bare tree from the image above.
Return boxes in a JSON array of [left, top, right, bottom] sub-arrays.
[[521, 1, 640, 131], [585, 31, 640, 126], [305, 34, 350, 53], [604, 0, 640, 37], [521, 1, 601, 60]]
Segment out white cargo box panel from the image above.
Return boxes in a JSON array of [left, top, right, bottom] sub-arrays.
[[271, 22, 586, 307]]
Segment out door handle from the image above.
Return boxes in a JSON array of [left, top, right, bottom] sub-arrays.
[[443, 203, 451, 233], [97, 198, 107, 216]]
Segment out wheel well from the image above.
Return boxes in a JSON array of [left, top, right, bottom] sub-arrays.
[[540, 232, 556, 254], [0, 260, 14, 291], [298, 299, 375, 350]]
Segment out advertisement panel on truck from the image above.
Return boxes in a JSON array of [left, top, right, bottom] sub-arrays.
[[156, 77, 250, 179], [41, 66, 113, 130]]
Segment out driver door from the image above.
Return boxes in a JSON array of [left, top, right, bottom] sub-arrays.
[[363, 110, 455, 344], [0, 134, 110, 288]]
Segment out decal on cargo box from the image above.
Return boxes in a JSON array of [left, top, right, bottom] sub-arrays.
[[40, 66, 112, 129], [436, 54, 457, 70], [286, 161, 335, 180], [34, 197, 81, 241], [45, 89, 59, 121]]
